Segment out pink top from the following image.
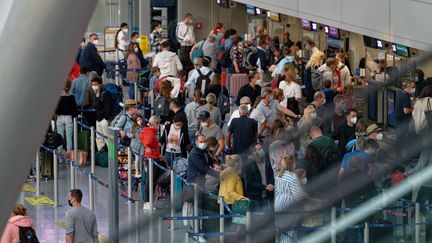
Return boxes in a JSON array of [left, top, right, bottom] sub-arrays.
[[126, 53, 141, 83], [1, 216, 35, 243]]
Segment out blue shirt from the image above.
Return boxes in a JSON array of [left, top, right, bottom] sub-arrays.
[[70, 74, 89, 106], [276, 56, 295, 76], [224, 37, 233, 50], [340, 150, 373, 172]]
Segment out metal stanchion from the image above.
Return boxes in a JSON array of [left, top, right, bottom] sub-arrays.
[[35, 151, 40, 196], [128, 148, 133, 200], [115, 50, 120, 86], [246, 211, 252, 243], [72, 118, 77, 189], [194, 183, 199, 234], [158, 216, 163, 243], [415, 202, 420, 243], [219, 197, 225, 243], [363, 223, 369, 243], [53, 150, 58, 207], [134, 81, 138, 104], [89, 126, 95, 211], [135, 201, 140, 243], [170, 170, 175, 231], [331, 206, 336, 243], [149, 159, 154, 215]]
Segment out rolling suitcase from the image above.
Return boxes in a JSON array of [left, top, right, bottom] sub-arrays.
[[41, 149, 53, 178], [77, 129, 90, 154], [229, 73, 249, 98]]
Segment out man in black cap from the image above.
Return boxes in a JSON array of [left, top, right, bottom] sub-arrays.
[[196, 110, 224, 157]]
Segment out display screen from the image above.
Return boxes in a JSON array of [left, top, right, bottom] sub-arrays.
[[395, 44, 410, 57], [376, 40, 383, 49], [255, 7, 262, 15], [268, 12, 281, 22], [246, 4, 255, 15], [392, 44, 397, 52], [328, 26, 339, 39], [301, 19, 311, 31], [311, 22, 318, 32], [217, 0, 229, 8], [327, 37, 344, 49], [363, 36, 377, 48]]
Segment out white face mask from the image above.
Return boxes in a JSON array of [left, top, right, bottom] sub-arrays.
[[92, 39, 99, 45], [322, 98, 326, 105], [246, 104, 252, 110], [92, 85, 100, 92], [350, 117, 358, 125], [198, 143, 207, 150], [376, 133, 383, 141], [123, 28, 129, 34], [174, 124, 182, 130], [134, 47, 139, 52], [201, 122, 208, 128], [299, 177, 308, 185], [189, 19, 193, 25], [311, 112, 317, 119]]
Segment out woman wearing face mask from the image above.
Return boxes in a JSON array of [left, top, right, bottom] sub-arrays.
[[197, 93, 223, 127], [160, 114, 188, 166], [115, 23, 129, 59], [115, 99, 138, 139], [129, 114, 144, 177], [219, 155, 248, 207], [204, 136, 219, 166], [126, 43, 141, 99], [150, 22, 163, 57]]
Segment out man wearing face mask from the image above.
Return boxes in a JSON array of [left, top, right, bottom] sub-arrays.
[[186, 135, 220, 185], [228, 96, 266, 136], [244, 144, 275, 211], [366, 124, 384, 141], [196, 111, 224, 157], [227, 105, 258, 157], [79, 33, 106, 76], [91, 76, 115, 151], [332, 109, 358, 155], [65, 189, 98, 243], [176, 13, 196, 72]]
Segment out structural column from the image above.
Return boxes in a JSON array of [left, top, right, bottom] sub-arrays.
[[119, 0, 129, 25], [139, 0, 151, 35]]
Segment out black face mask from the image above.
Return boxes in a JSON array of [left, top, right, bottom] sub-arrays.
[[68, 199, 73, 207]]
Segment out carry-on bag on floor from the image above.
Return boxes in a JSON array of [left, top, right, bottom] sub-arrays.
[[229, 73, 249, 98], [41, 149, 53, 178], [77, 129, 90, 154]]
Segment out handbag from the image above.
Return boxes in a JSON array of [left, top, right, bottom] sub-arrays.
[[232, 199, 250, 225], [119, 136, 132, 147], [43, 132, 64, 149]]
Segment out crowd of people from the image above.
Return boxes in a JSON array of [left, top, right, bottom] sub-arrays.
[[15, 12, 432, 243]]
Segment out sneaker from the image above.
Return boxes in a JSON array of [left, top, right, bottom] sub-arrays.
[[198, 236, 206, 242]]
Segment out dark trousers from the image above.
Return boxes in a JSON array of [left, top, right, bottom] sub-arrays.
[[179, 46, 193, 72]]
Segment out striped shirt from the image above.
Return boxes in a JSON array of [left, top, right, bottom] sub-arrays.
[[274, 171, 305, 228]]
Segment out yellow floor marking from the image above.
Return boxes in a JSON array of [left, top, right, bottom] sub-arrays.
[[24, 196, 55, 206], [57, 221, 107, 242], [22, 183, 36, 193]]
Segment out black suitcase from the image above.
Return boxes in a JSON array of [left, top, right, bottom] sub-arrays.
[[41, 149, 53, 178]]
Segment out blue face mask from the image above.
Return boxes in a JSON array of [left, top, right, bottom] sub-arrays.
[[311, 112, 317, 119], [410, 88, 416, 94], [257, 149, 266, 159], [198, 143, 207, 150]]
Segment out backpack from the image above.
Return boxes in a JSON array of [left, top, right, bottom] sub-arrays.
[[154, 96, 170, 117], [242, 45, 258, 70], [103, 83, 123, 118], [311, 68, 332, 92], [19, 226, 39, 243], [310, 140, 340, 172], [196, 69, 212, 96], [173, 157, 188, 179], [221, 48, 232, 68], [216, 85, 230, 114], [191, 40, 205, 62]]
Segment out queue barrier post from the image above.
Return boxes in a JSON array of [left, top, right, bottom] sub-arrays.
[[89, 126, 95, 211], [115, 50, 120, 86], [219, 197, 225, 243], [158, 215, 163, 243], [363, 223, 369, 243], [149, 159, 154, 216], [246, 211, 252, 243], [194, 183, 199, 235], [127, 148, 133, 200], [53, 149, 59, 207], [134, 81, 139, 104], [72, 117, 77, 189], [331, 206, 336, 243], [135, 201, 140, 243], [35, 151, 40, 196], [170, 170, 175, 230], [415, 202, 420, 243]]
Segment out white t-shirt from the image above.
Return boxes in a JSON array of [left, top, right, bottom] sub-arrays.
[[228, 109, 265, 132], [279, 81, 302, 99], [166, 126, 182, 153]]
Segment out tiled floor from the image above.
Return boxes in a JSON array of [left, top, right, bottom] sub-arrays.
[[21, 161, 187, 243]]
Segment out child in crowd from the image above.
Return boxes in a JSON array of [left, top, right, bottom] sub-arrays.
[[205, 161, 222, 194], [295, 168, 308, 185], [150, 66, 160, 91]]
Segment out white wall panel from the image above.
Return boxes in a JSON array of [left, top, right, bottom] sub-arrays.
[[391, 0, 432, 47], [299, 0, 342, 22], [341, 0, 390, 35]]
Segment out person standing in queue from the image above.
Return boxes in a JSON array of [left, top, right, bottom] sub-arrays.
[[65, 189, 98, 243], [79, 34, 106, 76], [176, 13, 196, 72]]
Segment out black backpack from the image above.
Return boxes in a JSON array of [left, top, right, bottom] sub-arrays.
[[19, 226, 39, 243], [242, 45, 258, 70], [154, 96, 170, 117], [221, 48, 232, 68], [310, 140, 340, 172], [196, 69, 212, 96], [102, 83, 123, 119], [216, 86, 230, 114]]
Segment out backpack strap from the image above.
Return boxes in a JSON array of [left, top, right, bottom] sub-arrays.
[[248, 108, 254, 118], [197, 69, 203, 77], [204, 71, 213, 78]]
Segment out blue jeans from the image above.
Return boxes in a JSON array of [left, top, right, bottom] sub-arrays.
[[165, 151, 182, 167], [188, 130, 197, 146], [128, 83, 135, 100], [56, 115, 73, 152]]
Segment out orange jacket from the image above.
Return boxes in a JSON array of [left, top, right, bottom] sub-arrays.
[[139, 127, 160, 159]]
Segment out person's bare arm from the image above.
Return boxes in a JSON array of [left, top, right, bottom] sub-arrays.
[[66, 234, 73, 243]]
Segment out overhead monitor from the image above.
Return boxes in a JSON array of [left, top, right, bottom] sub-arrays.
[[267, 12, 281, 22], [217, 0, 230, 8], [246, 4, 255, 15], [376, 40, 383, 49], [324, 26, 329, 34], [255, 7, 262, 15], [328, 26, 339, 39], [394, 43, 410, 58], [301, 19, 312, 31], [363, 36, 377, 49], [311, 22, 318, 32], [392, 44, 397, 52]]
